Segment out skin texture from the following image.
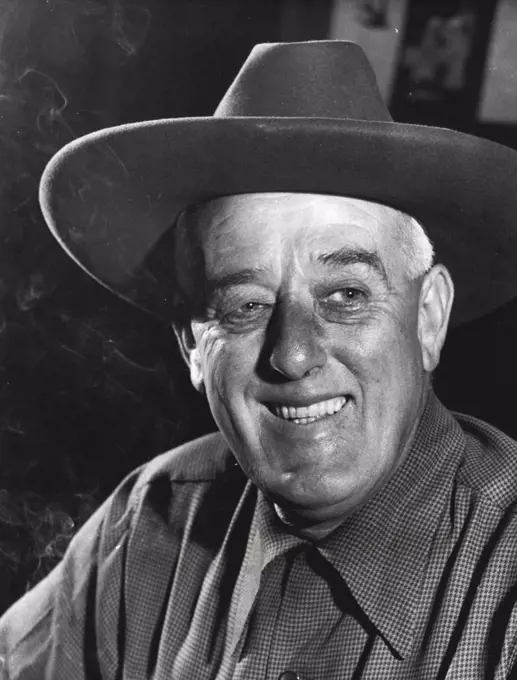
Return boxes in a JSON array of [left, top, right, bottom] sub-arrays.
[[175, 193, 454, 537]]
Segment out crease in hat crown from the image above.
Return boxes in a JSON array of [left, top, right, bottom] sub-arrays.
[[214, 40, 392, 121]]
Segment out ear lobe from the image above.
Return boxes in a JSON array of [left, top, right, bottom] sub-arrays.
[[418, 265, 455, 372], [172, 323, 204, 392]]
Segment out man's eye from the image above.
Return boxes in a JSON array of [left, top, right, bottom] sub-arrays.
[[325, 288, 367, 305], [222, 301, 268, 324], [238, 301, 264, 314]]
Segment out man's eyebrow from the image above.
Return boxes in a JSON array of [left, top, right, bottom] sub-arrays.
[[205, 267, 269, 296], [314, 246, 389, 284]]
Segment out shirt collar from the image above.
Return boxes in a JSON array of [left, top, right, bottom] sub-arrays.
[[317, 390, 465, 658], [227, 488, 307, 657]]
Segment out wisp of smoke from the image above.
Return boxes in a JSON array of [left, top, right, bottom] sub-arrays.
[[0, 488, 99, 593]]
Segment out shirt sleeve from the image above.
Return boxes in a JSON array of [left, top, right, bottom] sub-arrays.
[[0, 468, 141, 680]]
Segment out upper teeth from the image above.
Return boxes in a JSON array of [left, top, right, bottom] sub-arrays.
[[274, 396, 347, 421]]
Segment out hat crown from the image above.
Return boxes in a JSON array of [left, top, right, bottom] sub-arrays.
[[214, 40, 392, 121]]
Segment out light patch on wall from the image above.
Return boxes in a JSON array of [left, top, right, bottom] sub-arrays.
[[478, 0, 517, 123], [329, 0, 409, 103]]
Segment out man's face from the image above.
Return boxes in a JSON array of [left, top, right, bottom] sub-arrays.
[[177, 193, 450, 527]]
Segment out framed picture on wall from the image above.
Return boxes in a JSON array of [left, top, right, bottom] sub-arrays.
[[478, 0, 517, 124], [390, 0, 497, 130]]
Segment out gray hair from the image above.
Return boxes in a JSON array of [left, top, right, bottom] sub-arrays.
[[393, 210, 435, 280]]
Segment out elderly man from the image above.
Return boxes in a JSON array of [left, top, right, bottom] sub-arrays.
[[2, 40, 517, 679]]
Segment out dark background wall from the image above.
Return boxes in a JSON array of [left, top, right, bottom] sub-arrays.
[[0, 0, 515, 611], [0, 0, 334, 610]]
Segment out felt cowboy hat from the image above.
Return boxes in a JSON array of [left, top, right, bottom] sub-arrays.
[[39, 40, 517, 326]]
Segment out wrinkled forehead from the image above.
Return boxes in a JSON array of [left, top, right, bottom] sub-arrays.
[[173, 192, 417, 297], [190, 191, 402, 224], [184, 192, 407, 250]]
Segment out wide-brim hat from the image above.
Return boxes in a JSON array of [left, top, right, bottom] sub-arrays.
[[40, 40, 517, 326]]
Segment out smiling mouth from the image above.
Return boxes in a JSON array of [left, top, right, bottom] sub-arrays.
[[267, 396, 348, 425]]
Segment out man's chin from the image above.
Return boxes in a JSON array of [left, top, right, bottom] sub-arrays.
[[261, 469, 370, 523]]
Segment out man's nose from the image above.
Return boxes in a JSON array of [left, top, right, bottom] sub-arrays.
[[267, 300, 327, 380]]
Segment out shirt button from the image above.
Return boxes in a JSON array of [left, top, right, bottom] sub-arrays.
[[278, 672, 300, 680]]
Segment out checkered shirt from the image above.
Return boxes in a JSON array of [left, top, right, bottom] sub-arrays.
[[3, 391, 517, 679]]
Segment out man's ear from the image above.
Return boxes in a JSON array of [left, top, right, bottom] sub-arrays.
[[417, 264, 455, 372], [172, 323, 204, 393]]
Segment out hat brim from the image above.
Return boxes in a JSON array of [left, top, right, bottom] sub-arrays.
[[40, 117, 517, 326]]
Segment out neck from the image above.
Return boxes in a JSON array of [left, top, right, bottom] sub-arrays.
[[273, 504, 346, 541]]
